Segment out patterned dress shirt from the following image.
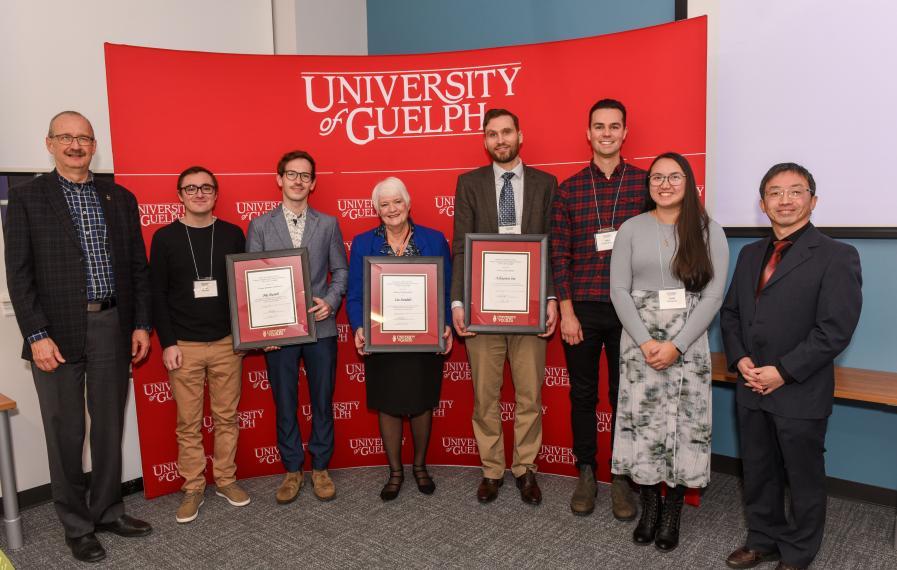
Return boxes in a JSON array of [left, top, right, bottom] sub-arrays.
[[28, 172, 117, 343]]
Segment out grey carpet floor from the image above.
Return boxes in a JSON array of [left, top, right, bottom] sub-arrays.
[[1, 467, 895, 569]]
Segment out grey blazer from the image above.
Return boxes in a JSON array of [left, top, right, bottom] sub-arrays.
[[247, 205, 348, 338]]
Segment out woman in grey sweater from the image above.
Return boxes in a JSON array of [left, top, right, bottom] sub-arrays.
[[609, 152, 729, 552]]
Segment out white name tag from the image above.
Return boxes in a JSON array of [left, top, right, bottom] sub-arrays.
[[194, 279, 218, 298], [594, 230, 617, 252], [498, 224, 521, 235], [658, 288, 686, 310]]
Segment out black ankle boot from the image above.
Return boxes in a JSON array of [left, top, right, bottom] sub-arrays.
[[632, 484, 662, 545], [655, 485, 685, 551]]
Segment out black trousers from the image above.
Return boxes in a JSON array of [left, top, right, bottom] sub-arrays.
[[737, 404, 829, 568], [32, 308, 131, 538], [563, 301, 621, 470]]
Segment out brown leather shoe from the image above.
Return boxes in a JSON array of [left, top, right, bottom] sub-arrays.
[[774, 564, 805, 570], [312, 469, 336, 501], [476, 477, 503, 503], [515, 469, 542, 505], [275, 471, 304, 504], [725, 546, 781, 569]]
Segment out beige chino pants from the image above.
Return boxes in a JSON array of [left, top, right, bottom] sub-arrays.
[[466, 333, 547, 479], [168, 336, 243, 491]]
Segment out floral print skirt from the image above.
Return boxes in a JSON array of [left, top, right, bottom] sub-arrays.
[[611, 290, 712, 488]]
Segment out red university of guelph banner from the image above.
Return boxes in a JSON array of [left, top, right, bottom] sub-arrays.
[[104, 18, 707, 498]]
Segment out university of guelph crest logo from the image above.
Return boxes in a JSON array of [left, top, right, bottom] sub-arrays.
[[345, 363, 365, 382], [235, 200, 279, 221], [336, 198, 378, 220], [143, 381, 173, 404], [544, 366, 570, 387], [537, 445, 575, 465], [247, 369, 269, 390], [434, 195, 454, 216], [152, 461, 179, 483], [255, 446, 281, 465], [301, 63, 522, 146], [138, 203, 183, 227]]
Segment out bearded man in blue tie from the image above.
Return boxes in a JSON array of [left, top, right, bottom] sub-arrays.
[[450, 109, 559, 505]]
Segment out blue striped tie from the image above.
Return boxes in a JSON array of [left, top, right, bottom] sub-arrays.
[[499, 171, 516, 226]]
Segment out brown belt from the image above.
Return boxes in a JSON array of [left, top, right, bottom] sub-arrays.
[[86, 298, 116, 312]]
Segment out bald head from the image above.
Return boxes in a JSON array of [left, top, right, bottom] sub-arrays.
[[48, 111, 93, 138]]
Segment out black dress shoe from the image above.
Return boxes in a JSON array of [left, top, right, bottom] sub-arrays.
[[725, 546, 781, 569], [412, 465, 436, 495], [95, 514, 153, 537], [66, 533, 106, 563], [477, 477, 504, 503], [515, 470, 542, 505]]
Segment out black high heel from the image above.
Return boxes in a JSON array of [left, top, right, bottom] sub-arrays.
[[412, 465, 436, 495], [380, 469, 404, 501]]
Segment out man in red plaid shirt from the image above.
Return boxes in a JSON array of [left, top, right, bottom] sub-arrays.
[[550, 99, 647, 519]]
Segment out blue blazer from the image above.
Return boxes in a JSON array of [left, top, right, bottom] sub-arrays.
[[347, 224, 452, 332]]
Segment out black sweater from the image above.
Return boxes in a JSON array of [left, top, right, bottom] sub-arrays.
[[150, 219, 245, 348]]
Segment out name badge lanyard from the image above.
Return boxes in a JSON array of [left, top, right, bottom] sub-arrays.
[[653, 216, 691, 480], [654, 218, 688, 311], [185, 222, 217, 299], [393, 224, 413, 257], [588, 163, 626, 251]]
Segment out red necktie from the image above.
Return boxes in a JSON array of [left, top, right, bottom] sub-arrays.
[[756, 239, 792, 298]]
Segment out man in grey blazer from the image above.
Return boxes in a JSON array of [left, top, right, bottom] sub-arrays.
[[247, 150, 348, 504], [451, 109, 558, 505]]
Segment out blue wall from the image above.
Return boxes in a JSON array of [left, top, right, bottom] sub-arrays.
[[710, 238, 897, 490], [367, 1, 897, 490], [367, 0, 674, 54]]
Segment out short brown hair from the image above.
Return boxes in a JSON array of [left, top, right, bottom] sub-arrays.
[[177, 166, 219, 191], [482, 108, 519, 131], [277, 150, 316, 178]]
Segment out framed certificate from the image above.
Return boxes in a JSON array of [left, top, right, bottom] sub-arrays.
[[226, 249, 317, 350], [464, 234, 547, 334], [363, 256, 445, 353]]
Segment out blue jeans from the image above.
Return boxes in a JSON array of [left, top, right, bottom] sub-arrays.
[[264, 337, 337, 471]]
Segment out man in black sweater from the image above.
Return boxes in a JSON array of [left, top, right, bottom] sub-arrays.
[[149, 166, 247, 524]]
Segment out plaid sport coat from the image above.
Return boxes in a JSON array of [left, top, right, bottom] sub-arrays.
[[4, 171, 151, 361]]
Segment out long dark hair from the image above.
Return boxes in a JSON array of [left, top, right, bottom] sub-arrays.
[[645, 152, 713, 292]]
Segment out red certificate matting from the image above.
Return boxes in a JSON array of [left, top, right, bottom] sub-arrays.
[[229, 252, 314, 348], [364, 257, 445, 352], [466, 237, 545, 332]]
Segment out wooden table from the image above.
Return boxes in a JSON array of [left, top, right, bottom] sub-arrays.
[[711, 352, 897, 406], [0, 394, 22, 550]]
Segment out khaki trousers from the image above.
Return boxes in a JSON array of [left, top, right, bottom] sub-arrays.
[[466, 333, 546, 478], [168, 336, 243, 491]]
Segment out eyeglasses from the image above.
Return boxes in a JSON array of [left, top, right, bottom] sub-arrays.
[[648, 173, 686, 187], [282, 170, 313, 182], [179, 184, 217, 195], [764, 187, 811, 201], [50, 134, 95, 146]]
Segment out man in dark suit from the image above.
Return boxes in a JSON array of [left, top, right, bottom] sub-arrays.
[[5, 111, 153, 563], [247, 150, 348, 505], [451, 108, 558, 505], [720, 163, 862, 570]]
